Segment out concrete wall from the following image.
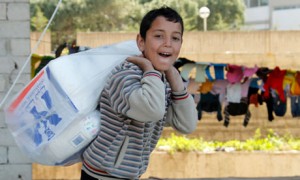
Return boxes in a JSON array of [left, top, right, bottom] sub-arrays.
[[30, 32, 51, 56], [32, 151, 300, 179], [77, 31, 300, 69], [0, 0, 32, 179], [142, 151, 300, 179]]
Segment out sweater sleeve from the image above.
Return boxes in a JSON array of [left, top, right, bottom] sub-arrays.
[[126, 71, 166, 122], [165, 89, 198, 134], [107, 63, 166, 122]]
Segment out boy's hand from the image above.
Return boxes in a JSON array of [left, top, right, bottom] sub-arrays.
[[165, 66, 185, 92], [127, 55, 154, 72]]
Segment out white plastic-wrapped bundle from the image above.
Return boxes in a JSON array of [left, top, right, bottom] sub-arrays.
[[4, 40, 140, 165]]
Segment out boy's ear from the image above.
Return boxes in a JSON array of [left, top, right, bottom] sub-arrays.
[[136, 34, 145, 52]]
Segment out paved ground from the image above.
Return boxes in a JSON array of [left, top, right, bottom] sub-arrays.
[[145, 177, 300, 180]]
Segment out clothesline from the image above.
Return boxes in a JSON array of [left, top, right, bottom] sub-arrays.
[[175, 58, 300, 128]]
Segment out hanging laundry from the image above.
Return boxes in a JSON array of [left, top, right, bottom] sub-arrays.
[[198, 79, 213, 94], [180, 62, 210, 83], [263, 66, 287, 102], [223, 78, 253, 127], [272, 90, 287, 117], [295, 71, 300, 85], [226, 83, 242, 103], [196, 92, 222, 121], [180, 63, 196, 81], [206, 63, 227, 81], [174, 57, 195, 70], [180, 59, 300, 126], [290, 96, 300, 117], [290, 74, 300, 95], [244, 65, 259, 78], [226, 64, 244, 84], [260, 91, 275, 121], [255, 67, 274, 121], [256, 67, 272, 82], [248, 78, 262, 107], [226, 64, 258, 84], [174, 57, 196, 86], [224, 97, 251, 127], [211, 79, 229, 104], [195, 63, 210, 82]]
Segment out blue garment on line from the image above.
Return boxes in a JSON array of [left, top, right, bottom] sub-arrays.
[[272, 91, 286, 117], [291, 96, 300, 117]]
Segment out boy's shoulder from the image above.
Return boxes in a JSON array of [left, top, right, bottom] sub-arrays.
[[112, 60, 142, 73], [111, 60, 142, 75]]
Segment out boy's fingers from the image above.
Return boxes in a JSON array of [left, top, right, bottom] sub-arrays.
[[126, 56, 154, 72], [127, 56, 149, 66], [127, 55, 146, 61]]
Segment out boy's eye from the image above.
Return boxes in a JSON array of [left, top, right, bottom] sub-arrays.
[[173, 36, 181, 41], [154, 34, 163, 38]]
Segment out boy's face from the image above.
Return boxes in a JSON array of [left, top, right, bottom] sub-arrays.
[[137, 16, 183, 73]]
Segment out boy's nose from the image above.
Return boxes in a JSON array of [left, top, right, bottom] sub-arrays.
[[164, 37, 172, 47]]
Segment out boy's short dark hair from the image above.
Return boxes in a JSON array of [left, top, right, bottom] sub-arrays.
[[139, 6, 184, 39]]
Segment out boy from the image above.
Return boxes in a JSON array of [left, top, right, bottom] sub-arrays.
[[81, 6, 197, 180]]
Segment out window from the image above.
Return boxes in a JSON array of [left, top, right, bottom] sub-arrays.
[[260, 0, 268, 6], [244, 0, 269, 8]]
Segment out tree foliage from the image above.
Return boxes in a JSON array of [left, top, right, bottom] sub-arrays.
[[30, 0, 245, 47], [30, 6, 48, 31], [206, 0, 245, 30]]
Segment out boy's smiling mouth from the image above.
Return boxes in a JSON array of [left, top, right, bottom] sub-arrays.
[[159, 52, 171, 57]]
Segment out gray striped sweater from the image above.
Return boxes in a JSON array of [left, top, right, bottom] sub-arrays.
[[82, 61, 197, 179]]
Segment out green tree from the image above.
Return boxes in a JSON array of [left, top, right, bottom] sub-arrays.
[[30, 0, 245, 48], [134, 0, 244, 31], [196, 0, 245, 31], [31, 0, 244, 32], [141, 0, 200, 31], [31, 0, 87, 47], [77, 0, 141, 32], [30, 6, 48, 32]]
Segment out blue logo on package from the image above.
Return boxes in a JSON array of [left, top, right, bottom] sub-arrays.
[[22, 67, 78, 147], [29, 90, 62, 146]]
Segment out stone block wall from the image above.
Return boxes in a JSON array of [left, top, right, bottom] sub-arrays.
[[0, 0, 32, 179]]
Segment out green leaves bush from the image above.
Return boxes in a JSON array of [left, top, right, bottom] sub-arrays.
[[156, 129, 300, 153]]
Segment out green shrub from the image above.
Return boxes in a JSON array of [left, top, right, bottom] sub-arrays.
[[156, 128, 300, 153]]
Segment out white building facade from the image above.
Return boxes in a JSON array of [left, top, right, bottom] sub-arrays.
[[244, 0, 300, 30]]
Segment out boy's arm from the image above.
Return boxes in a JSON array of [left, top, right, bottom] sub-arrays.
[[109, 57, 166, 122], [125, 70, 166, 122], [164, 66, 198, 134], [165, 91, 198, 134]]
